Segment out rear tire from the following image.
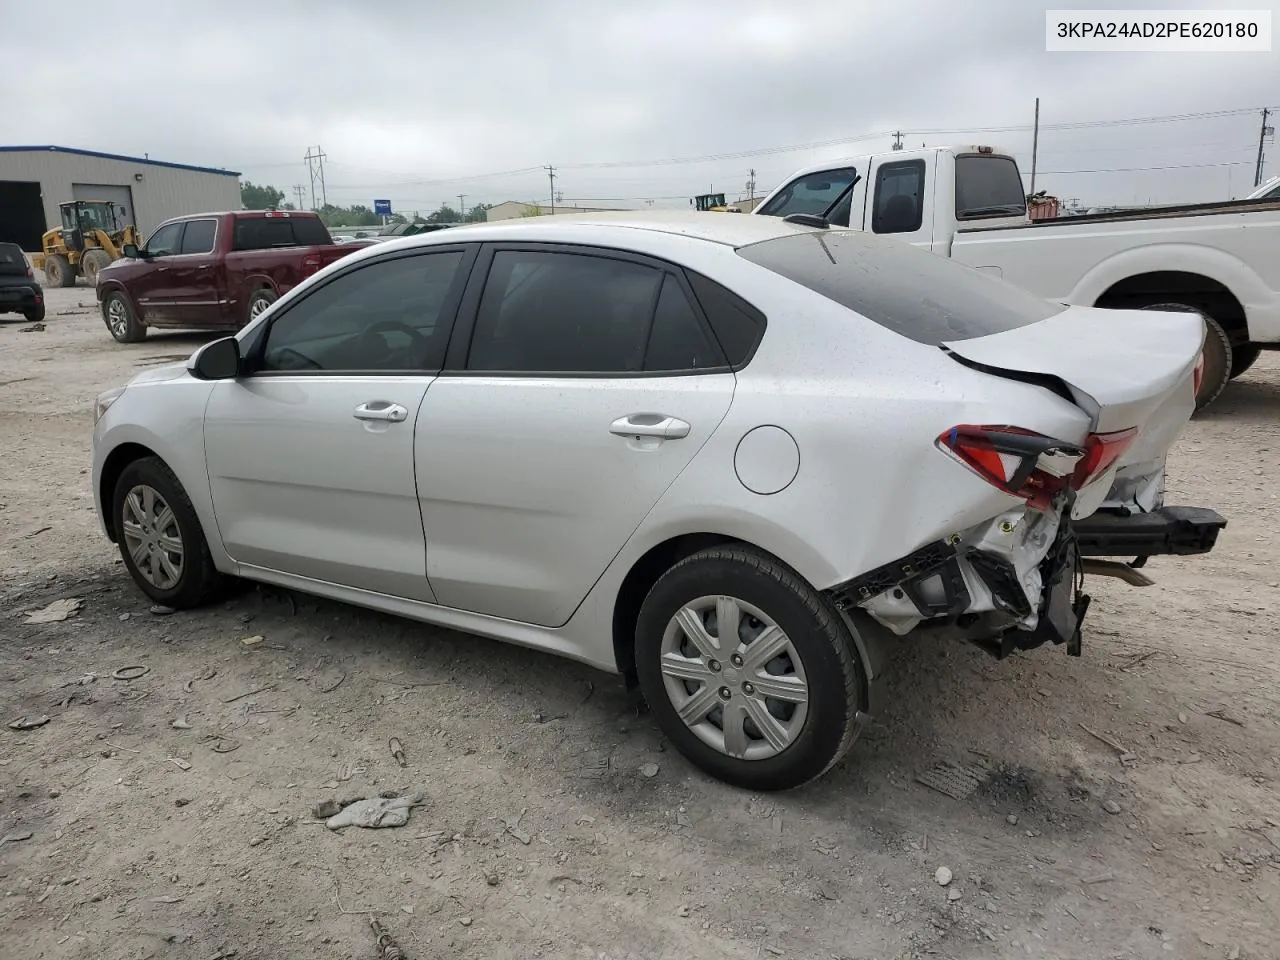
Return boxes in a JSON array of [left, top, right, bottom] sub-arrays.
[[80, 249, 112, 285], [112, 456, 224, 609], [634, 546, 867, 791], [1137, 302, 1231, 411], [45, 254, 75, 288], [103, 291, 145, 343], [23, 304, 45, 323], [1229, 343, 1261, 380], [245, 287, 277, 326]]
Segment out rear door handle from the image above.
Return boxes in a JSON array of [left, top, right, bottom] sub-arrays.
[[609, 414, 691, 439], [354, 401, 408, 423]]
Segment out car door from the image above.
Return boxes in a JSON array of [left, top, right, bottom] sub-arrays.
[[203, 246, 474, 600], [866, 157, 933, 249], [416, 243, 736, 627], [166, 217, 224, 327], [131, 221, 185, 323]]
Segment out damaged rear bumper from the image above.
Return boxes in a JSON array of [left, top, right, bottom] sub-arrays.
[[824, 502, 1224, 661]]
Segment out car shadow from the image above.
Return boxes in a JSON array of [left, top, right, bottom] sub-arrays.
[[1196, 371, 1280, 424]]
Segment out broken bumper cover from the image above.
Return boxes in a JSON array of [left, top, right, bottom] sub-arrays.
[[825, 505, 1088, 659], [1072, 505, 1226, 559]]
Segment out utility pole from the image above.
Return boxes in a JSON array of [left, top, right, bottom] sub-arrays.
[[746, 168, 757, 199], [1030, 97, 1041, 196], [544, 165, 557, 214], [304, 146, 327, 209], [292, 185, 305, 211], [1255, 107, 1272, 187], [891, 131, 903, 151], [457, 195, 466, 221]]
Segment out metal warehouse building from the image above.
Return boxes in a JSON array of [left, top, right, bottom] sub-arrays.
[[0, 145, 241, 251]]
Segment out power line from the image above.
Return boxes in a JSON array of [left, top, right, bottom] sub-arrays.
[[1039, 160, 1254, 174]]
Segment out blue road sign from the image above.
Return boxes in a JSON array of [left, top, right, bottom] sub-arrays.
[[374, 198, 392, 216]]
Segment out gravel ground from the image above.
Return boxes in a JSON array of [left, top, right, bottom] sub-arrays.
[[2, 286, 1278, 960]]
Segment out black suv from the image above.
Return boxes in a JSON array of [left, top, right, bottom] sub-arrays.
[[0, 243, 45, 322]]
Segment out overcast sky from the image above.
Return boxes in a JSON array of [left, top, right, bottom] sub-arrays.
[[5, 0, 1276, 212]]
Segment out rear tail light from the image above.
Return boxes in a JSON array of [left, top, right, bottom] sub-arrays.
[[25, 266, 33, 278], [1192, 352, 1205, 396], [1071, 428, 1138, 488], [938, 424, 1137, 510]]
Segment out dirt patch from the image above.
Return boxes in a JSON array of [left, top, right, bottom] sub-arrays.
[[1, 287, 1278, 959]]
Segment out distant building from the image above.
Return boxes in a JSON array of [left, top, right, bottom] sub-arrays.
[[486, 201, 633, 222], [0, 145, 241, 250]]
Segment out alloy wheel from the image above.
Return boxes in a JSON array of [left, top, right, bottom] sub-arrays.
[[106, 298, 129, 338]]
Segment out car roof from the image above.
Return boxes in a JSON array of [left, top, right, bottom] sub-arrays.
[[375, 210, 821, 253]]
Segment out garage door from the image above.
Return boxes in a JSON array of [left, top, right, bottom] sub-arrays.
[[0, 181, 47, 251], [72, 183, 135, 227]]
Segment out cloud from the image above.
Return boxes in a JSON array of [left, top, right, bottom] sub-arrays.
[[2, 0, 1274, 211]]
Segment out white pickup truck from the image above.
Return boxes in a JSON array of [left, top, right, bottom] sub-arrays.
[[751, 146, 1280, 409]]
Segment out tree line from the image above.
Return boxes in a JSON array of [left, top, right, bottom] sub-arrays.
[[240, 182, 491, 228]]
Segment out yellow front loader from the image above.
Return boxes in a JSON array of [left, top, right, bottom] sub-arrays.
[[31, 201, 141, 287]]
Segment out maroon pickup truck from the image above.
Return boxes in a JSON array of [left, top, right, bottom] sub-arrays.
[[95, 210, 357, 343]]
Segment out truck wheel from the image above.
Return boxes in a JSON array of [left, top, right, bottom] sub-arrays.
[[103, 292, 145, 343], [245, 288, 277, 325], [1137, 303, 1231, 411], [81, 249, 112, 285], [44, 254, 76, 288], [634, 545, 867, 791], [1229, 344, 1261, 380]]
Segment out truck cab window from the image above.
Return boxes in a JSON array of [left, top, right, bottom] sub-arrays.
[[872, 161, 926, 234], [954, 155, 1026, 220], [757, 168, 859, 220]]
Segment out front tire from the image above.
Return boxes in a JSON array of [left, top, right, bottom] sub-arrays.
[[103, 292, 145, 343], [81, 249, 112, 285], [635, 546, 866, 791], [45, 254, 75, 288], [112, 456, 224, 609]]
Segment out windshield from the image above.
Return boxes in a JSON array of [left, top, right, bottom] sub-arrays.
[[954, 155, 1026, 220], [737, 230, 1065, 345]]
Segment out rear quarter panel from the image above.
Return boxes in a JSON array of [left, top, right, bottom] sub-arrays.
[[951, 210, 1280, 342], [564, 247, 1095, 659]]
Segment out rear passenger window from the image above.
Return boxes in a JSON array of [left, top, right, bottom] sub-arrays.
[[872, 161, 925, 235], [644, 275, 726, 371], [180, 219, 217, 254], [686, 273, 767, 369], [234, 219, 294, 251], [467, 251, 663, 373]]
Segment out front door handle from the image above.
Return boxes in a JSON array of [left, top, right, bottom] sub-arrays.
[[354, 401, 408, 423], [609, 414, 691, 439]]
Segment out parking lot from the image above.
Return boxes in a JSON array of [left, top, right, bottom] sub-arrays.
[[2, 284, 1278, 960]]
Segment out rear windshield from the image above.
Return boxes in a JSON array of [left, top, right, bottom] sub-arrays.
[[736, 230, 1065, 345], [0, 243, 28, 275], [233, 216, 332, 251], [954, 155, 1026, 220]]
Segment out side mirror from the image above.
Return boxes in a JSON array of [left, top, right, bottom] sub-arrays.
[[123, 243, 139, 258], [189, 336, 241, 381]]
